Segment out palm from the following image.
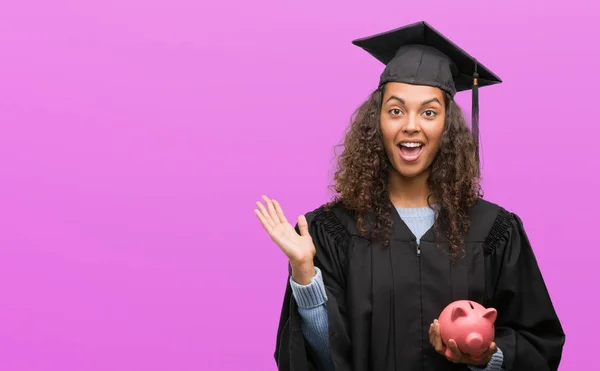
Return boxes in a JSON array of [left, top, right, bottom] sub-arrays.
[[255, 195, 315, 264], [270, 222, 314, 260]]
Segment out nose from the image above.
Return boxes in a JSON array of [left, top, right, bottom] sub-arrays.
[[403, 114, 420, 133], [466, 333, 483, 349]]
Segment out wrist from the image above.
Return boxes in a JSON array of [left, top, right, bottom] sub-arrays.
[[474, 354, 493, 367], [290, 257, 314, 270], [291, 260, 315, 285], [468, 347, 502, 370]]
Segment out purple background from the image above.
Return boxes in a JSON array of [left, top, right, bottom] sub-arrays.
[[0, 0, 597, 370]]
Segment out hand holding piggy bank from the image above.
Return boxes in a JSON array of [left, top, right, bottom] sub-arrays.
[[438, 300, 497, 360]]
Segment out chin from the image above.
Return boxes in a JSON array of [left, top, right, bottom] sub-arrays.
[[394, 165, 427, 179]]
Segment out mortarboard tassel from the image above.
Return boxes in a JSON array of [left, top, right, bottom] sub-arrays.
[[472, 60, 480, 165]]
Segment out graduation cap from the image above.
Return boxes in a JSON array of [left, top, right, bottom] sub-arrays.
[[351, 21, 502, 163]]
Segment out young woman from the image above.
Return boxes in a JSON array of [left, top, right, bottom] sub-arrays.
[[254, 21, 565, 371]]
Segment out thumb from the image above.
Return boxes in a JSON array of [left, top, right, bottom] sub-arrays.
[[297, 215, 309, 236]]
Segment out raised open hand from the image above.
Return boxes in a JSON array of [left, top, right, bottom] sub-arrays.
[[254, 195, 316, 266]]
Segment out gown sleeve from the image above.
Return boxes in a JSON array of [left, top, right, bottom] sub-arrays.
[[274, 206, 352, 371], [487, 211, 565, 371]]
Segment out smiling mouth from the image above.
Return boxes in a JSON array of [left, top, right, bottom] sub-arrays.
[[397, 142, 424, 162]]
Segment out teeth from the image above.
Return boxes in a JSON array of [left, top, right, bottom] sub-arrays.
[[400, 142, 422, 148]]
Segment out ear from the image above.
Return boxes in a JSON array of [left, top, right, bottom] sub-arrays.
[[451, 306, 468, 322], [482, 308, 497, 324]]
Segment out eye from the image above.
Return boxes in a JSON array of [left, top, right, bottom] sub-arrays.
[[423, 109, 437, 118], [389, 108, 403, 116]]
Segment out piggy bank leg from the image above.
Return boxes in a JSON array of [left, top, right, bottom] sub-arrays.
[[469, 353, 483, 361], [444, 347, 454, 359]]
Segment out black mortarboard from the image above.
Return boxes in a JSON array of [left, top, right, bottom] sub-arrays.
[[351, 21, 502, 163]]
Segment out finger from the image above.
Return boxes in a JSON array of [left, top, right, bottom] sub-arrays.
[[483, 342, 497, 357], [262, 195, 281, 224], [434, 322, 444, 349], [254, 209, 272, 233], [446, 339, 462, 361], [256, 201, 275, 228], [429, 323, 441, 353], [428, 323, 435, 346], [272, 199, 288, 224], [297, 215, 309, 236], [432, 322, 445, 353], [477, 342, 496, 360]]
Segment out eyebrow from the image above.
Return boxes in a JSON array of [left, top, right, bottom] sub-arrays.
[[385, 96, 442, 107]]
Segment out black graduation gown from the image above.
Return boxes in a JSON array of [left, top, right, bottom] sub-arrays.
[[274, 199, 565, 371]]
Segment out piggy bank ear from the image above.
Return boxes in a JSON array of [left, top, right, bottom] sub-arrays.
[[451, 306, 468, 322], [482, 308, 497, 324]]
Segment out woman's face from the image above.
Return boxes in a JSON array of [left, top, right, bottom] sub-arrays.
[[380, 82, 446, 179]]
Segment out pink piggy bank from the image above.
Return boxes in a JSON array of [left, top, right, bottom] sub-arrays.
[[438, 300, 497, 360]]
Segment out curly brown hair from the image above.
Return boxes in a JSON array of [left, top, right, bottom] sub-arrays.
[[326, 84, 482, 257]]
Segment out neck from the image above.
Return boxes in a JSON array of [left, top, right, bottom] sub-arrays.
[[388, 170, 433, 208]]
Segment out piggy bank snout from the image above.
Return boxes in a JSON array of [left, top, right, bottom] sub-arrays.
[[466, 332, 483, 349]]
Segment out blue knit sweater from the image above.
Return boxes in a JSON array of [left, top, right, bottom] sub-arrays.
[[290, 206, 505, 371]]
